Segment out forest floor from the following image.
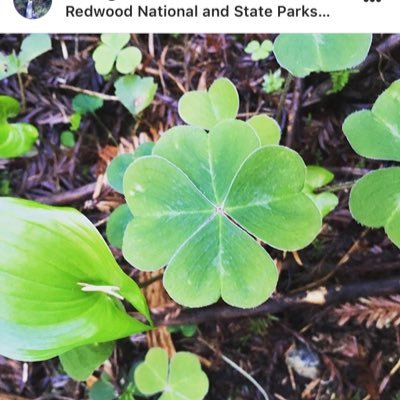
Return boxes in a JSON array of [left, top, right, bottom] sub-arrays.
[[1, 34, 400, 400]]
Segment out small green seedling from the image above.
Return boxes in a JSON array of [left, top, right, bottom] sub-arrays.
[[273, 34, 372, 78], [115, 75, 157, 116], [343, 80, 400, 247], [303, 166, 339, 217], [0, 34, 51, 80], [89, 373, 117, 400], [61, 94, 104, 147], [93, 34, 142, 76], [0, 95, 38, 158], [168, 324, 198, 338], [122, 79, 321, 309], [245, 39, 273, 61], [0, 197, 151, 363], [106, 142, 154, 248], [134, 347, 209, 400], [262, 69, 285, 94], [328, 70, 352, 94]]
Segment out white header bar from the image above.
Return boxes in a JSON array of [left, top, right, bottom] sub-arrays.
[[0, 0, 396, 33]]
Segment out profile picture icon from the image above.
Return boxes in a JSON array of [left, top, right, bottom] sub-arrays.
[[14, 0, 52, 19]]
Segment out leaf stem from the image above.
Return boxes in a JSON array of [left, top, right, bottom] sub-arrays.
[[276, 73, 294, 122], [315, 180, 358, 194], [17, 72, 26, 112]]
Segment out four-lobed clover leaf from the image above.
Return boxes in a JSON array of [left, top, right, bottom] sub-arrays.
[[134, 347, 209, 400], [343, 80, 400, 247], [245, 39, 273, 61], [273, 34, 372, 78], [93, 33, 142, 75], [0, 197, 151, 362], [122, 120, 321, 308], [0, 95, 38, 158]]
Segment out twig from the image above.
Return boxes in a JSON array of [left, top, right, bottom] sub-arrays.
[[285, 78, 303, 148], [58, 83, 118, 101], [276, 73, 293, 123], [32, 182, 97, 205], [315, 180, 357, 193], [156, 277, 400, 326]]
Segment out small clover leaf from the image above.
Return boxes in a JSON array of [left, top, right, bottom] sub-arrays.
[[343, 80, 400, 161], [134, 348, 209, 400], [303, 166, 338, 218], [274, 34, 372, 78], [178, 78, 239, 130], [343, 80, 400, 247], [72, 94, 104, 115], [106, 204, 134, 249], [0, 197, 151, 362], [93, 34, 142, 75], [122, 119, 321, 308], [0, 34, 51, 80], [115, 75, 157, 116], [0, 96, 38, 158], [262, 69, 285, 94], [59, 342, 115, 381], [247, 114, 281, 145], [245, 39, 273, 61]]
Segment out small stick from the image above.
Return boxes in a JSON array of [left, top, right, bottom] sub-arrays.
[[276, 73, 294, 122], [58, 83, 118, 101]]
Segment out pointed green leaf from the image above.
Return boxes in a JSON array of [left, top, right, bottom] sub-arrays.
[[349, 167, 400, 247], [247, 114, 281, 145], [116, 47, 142, 75], [123, 117, 321, 308], [115, 75, 157, 115], [60, 342, 115, 381], [178, 78, 239, 129], [19, 34, 52, 65], [134, 348, 209, 400], [343, 80, 400, 161], [274, 34, 372, 78], [0, 198, 151, 361], [106, 204, 133, 249]]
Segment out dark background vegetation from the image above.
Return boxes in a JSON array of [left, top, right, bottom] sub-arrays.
[[14, 0, 52, 18], [1, 34, 400, 400]]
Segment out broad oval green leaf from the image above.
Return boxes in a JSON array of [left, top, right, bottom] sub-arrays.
[[0, 197, 151, 361], [0, 96, 38, 158], [72, 94, 104, 115], [178, 78, 239, 130], [349, 167, 400, 247], [59, 342, 115, 381], [116, 47, 142, 75], [123, 120, 321, 308], [134, 348, 209, 400], [343, 80, 400, 161], [274, 34, 372, 78], [106, 204, 133, 249], [115, 75, 157, 116]]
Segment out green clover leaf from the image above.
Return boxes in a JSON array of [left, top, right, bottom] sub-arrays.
[[115, 75, 157, 116], [343, 80, 400, 247], [343, 80, 400, 161], [349, 168, 400, 247], [0, 197, 151, 361], [122, 120, 321, 308], [303, 166, 338, 218], [106, 204, 133, 249], [0, 96, 38, 158], [245, 39, 273, 61], [93, 34, 142, 75], [134, 348, 209, 400], [72, 94, 104, 115], [274, 34, 372, 78], [178, 78, 239, 130]]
